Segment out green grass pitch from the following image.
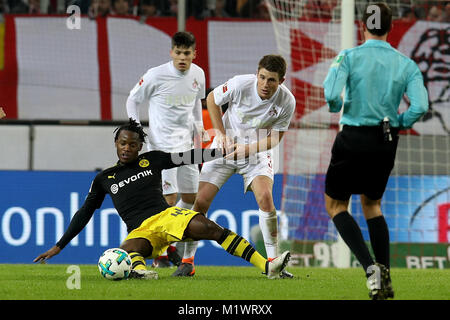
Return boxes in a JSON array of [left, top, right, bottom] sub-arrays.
[[1, 264, 449, 300]]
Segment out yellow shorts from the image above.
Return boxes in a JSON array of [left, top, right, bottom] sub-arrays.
[[124, 207, 199, 259]]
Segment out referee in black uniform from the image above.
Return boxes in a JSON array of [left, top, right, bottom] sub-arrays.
[[323, 2, 428, 300]]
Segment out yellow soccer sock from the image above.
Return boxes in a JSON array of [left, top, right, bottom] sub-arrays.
[[129, 252, 147, 271], [217, 229, 267, 272]]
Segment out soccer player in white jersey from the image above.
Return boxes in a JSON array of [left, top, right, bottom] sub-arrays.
[[126, 31, 209, 273], [173, 54, 296, 278]]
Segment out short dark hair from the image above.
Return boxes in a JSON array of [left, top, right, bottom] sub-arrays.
[[362, 2, 392, 36], [114, 118, 147, 143], [258, 54, 287, 80], [171, 31, 196, 49]]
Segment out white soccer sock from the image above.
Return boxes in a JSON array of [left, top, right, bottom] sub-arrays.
[[258, 209, 279, 259], [183, 241, 199, 261], [176, 199, 194, 210], [175, 199, 199, 261], [159, 250, 168, 257]]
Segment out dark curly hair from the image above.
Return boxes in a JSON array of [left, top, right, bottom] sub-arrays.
[[114, 118, 147, 143]]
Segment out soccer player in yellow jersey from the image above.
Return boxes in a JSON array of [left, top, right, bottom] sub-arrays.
[[34, 119, 290, 279]]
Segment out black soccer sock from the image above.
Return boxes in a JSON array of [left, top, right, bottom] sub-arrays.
[[332, 211, 374, 272], [367, 215, 390, 269]]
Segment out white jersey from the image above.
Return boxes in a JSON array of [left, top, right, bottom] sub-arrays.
[[213, 74, 295, 144], [127, 61, 205, 152]]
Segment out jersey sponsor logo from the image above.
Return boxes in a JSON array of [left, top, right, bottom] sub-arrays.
[[165, 93, 197, 106], [110, 169, 153, 194], [235, 110, 272, 128], [330, 55, 344, 68], [139, 159, 149, 167], [110, 184, 119, 194], [240, 96, 251, 106]]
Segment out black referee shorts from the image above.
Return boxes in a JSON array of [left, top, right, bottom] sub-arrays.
[[325, 125, 399, 201]]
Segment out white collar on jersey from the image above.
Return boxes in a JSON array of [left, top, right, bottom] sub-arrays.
[[169, 60, 190, 77]]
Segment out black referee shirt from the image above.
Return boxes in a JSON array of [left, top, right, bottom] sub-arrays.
[[56, 149, 222, 249]]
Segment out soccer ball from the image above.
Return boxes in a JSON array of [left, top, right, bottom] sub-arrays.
[[98, 248, 132, 280]]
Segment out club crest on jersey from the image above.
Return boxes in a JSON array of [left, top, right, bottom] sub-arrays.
[[192, 79, 198, 89], [139, 159, 149, 167], [268, 106, 279, 117], [163, 180, 172, 191], [267, 154, 273, 169]]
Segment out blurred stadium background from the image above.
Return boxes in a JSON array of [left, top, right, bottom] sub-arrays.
[[0, 0, 448, 269]]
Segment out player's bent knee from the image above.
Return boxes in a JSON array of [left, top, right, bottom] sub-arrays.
[[255, 192, 275, 212], [164, 194, 178, 206], [324, 194, 349, 218], [185, 215, 222, 241], [198, 216, 221, 238], [206, 219, 223, 236], [360, 195, 381, 208], [181, 193, 196, 205], [193, 197, 212, 214]]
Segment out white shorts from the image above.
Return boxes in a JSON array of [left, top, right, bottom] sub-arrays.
[[199, 151, 274, 193], [161, 164, 200, 195]]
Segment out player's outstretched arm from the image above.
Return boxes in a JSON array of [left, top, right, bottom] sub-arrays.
[[162, 148, 223, 169], [33, 245, 61, 263], [32, 202, 97, 263], [0, 107, 6, 119], [225, 130, 285, 160]]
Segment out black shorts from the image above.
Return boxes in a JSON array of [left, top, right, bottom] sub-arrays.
[[325, 125, 399, 201]]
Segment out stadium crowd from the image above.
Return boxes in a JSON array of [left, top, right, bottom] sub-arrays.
[[0, 0, 271, 19], [1, 0, 449, 22]]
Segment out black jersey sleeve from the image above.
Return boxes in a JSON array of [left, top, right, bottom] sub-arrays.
[[56, 173, 106, 249], [148, 148, 223, 170]]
